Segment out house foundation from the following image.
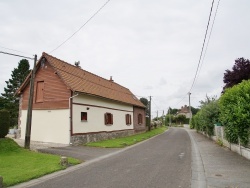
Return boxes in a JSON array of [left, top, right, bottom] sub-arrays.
[[71, 129, 135, 145]]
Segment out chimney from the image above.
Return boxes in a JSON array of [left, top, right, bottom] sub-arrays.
[[109, 76, 114, 82], [74, 61, 81, 68]]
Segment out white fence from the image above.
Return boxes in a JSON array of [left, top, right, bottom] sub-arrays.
[[212, 126, 250, 160]]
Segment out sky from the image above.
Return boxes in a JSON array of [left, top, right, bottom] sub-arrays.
[[1, 0, 250, 118]]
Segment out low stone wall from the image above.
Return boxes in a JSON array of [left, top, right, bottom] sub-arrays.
[[71, 129, 135, 145]]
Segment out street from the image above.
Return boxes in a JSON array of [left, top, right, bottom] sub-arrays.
[[12, 128, 250, 188], [27, 128, 192, 188]]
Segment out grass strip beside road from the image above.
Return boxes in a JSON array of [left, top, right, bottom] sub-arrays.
[[0, 138, 80, 187], [85, 126, 167, 148]]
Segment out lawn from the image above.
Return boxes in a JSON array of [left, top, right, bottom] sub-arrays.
[[0, 138, 80, 187], [85, 126, 167, 148]]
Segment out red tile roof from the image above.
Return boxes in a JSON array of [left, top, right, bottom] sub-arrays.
[[27, 52, 145, 108]]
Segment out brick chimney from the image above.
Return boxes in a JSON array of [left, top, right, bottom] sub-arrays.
[[109, 76, 114, 82]]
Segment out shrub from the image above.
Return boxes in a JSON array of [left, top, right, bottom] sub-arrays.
[[175, 114, 187, 125], [0, 109, 10, 138], [192, 96, 219, 136], [219, 80, 250, 146], [190, 118, 195, 129]]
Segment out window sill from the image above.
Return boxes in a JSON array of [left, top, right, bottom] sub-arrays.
[[81, 120, 87, 122], [105, 124, 113, 126]]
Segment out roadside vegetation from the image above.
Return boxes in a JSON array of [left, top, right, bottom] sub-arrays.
[[85, 126, 167, 148], [191, 58, 250, 147], [0, 138, 80, 187]]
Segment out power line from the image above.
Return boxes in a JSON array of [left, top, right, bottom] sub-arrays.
[[196, 0, 221, 83], [0, 51, 34, 60], [50, 0, 111, 53], [189, 0, 215, 92], [0, 45, 33, 56]]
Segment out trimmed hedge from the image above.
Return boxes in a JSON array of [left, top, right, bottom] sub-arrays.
[[219, 80, 250, 146], [0, 109, 10, 138]]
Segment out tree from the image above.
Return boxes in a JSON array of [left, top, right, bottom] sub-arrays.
[[191, 106, 199, 116], [219, 80, 250, 146], [1, 59, 30, 127], [169, 107, 178, 115], [223, 57, 250, 92], [192, 96, 219, 136], [0, 96, 5, 110], [140, 97, 149, 116], [175, 114, 187, 125]]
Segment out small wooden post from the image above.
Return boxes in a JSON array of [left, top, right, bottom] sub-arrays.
[[60, 156, 68, 167]]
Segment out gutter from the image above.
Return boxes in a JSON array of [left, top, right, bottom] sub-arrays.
[[69, 92, 79, 144]]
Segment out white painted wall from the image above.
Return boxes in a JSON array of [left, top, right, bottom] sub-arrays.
[[20, 109, 70, 144], [72, 94, 134, 133]]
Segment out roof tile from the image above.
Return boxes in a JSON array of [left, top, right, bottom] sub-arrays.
[[42, 53, 145, 108]]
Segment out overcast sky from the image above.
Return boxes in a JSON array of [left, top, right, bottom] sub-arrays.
[[1, 0, 250, 117]]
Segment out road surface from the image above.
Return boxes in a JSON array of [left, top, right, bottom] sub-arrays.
[[28, 128, 191, 188]]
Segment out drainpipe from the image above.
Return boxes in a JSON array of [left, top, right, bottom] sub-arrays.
[[69, 93, 79, 144]]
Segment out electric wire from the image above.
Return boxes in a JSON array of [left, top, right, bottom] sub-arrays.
[[0, 51, 34, 60], [189, 0, 215, 92], [0, 45, 33, 56], [50, 0, 111, 53], [195, 0, 221, 84]]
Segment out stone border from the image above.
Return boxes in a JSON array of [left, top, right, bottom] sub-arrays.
[[70, 129, 135, 145]]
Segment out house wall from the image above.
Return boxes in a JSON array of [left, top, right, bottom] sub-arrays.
[[133, 107, 146, 133], [21, 61, 71, 110], [72, 94, 134, 134], [18, 60, 71, 144], [20, 109, 69, 144]]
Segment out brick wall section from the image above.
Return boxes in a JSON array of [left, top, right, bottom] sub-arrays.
[[21, 60, 71, 110], [133, 107, 146, 133]]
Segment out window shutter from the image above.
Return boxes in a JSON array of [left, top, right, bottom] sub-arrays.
[[129, 114, 131, 125], [104, 113, 108, 125], [36, 81, 44, 103], [111, 114, 113, 124]]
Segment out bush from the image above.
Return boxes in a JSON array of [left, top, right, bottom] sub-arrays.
[[219, 80, 250, 146], [192, 96, 219, 136], [175, 114, 186, 125], [0, 109, 10, 138], [190, 118, 195, 129]]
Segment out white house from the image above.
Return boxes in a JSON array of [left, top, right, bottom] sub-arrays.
[[17, 52, 146, 145]]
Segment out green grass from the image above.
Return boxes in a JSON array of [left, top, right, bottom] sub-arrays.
[[0, 138, 80, 187], [85, 126, 167, 148]]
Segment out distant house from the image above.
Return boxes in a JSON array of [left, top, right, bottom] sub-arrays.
[[17, 52, 146, 145], [177, 105, 192, 118]]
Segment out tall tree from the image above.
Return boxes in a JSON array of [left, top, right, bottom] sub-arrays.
[[140, 97, 149, 116], [169, 107, 178, 115], [223, 57, 250, 92], [0, 96, 5, 110], [1, 59, 30, 127], [191, 106, 199, 116]]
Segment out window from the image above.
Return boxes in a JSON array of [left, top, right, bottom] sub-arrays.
[[81, 112, 87, 121], [138, 113, 143, 124], [125, 114, 132, 125], [36, 81, 44, 103], [104, 113, 113, 125]]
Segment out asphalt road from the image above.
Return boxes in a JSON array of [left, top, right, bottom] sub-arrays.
[[27, 128, 192, 188]]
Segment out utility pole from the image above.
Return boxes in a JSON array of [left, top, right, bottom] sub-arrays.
[[157, 110, 158, 119], [25, 54, 37, 149], [149, 96, 151, 131], [188, 92, 192, 125], [162, 110, 164, 126], [169, 107, 171, 127]]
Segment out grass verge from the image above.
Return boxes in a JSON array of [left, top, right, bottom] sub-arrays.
[[0, 138, 80, 187], [85, 126, 167, 148]]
